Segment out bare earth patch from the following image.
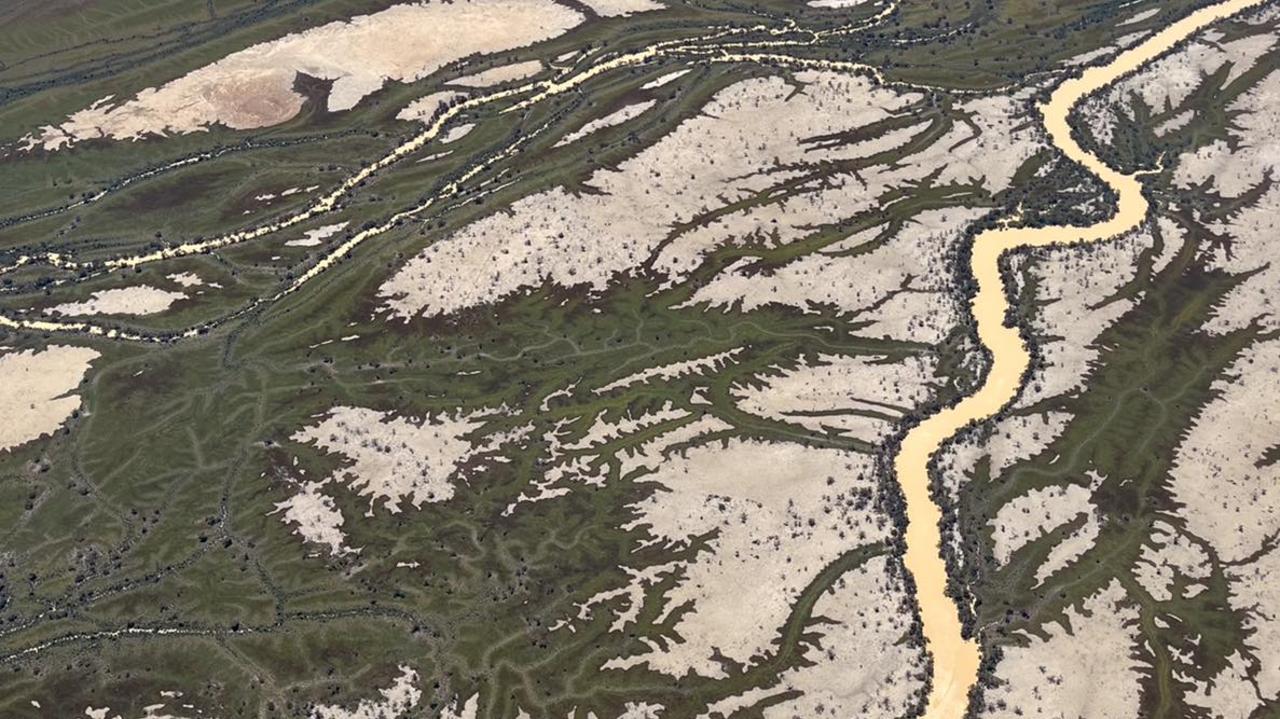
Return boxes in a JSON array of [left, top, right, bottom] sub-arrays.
[[731, 353, 937, 444], [293, 406, 486, 513], [0, 345, 99, 453], [165, 272, 204, 288], [980, 581, 1141, 719], [451, 60, 544, 87], [599, 438, 888, 678], [988, 479, 1096, 565], [577, 0, 666, 15], [700, 556, 925, 719], [286, 222, 350, 248], [21, 0, 584, 150], [311, 665, 421, 719], [554, 100, 656, 146], [270, 478, 357, 556], [379, 72, 1034, 321], [44, 285, 186, 316]]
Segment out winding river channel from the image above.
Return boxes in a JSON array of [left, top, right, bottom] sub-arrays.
[[896, 1, 1268, 717]]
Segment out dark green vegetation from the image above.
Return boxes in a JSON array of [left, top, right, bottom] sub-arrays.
[[0, 0, 1265, 717]]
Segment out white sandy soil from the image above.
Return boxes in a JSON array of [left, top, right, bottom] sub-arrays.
[[311, 665, 421, 719], [270, 478, 357, 556], [1033, 512, 1101, 585], [980, 580, 1141, 719], [1169, 339, 1280, 561], [440, 694, 478, 719], [1014, 230, 1147, 408], [451, 60, 544, 87], [1131, 521, 1209, 602], [1079, 20, 1275, 144], [578, 0, 665, 15], [555, 100, 656, 146], [1173, 71, 1280, 337], [396, 91, 464, 123], [600, 439, 887, 678], [286, 222, 349, 247], [22, 0, 583, 150], [0, 345, 99, 453], [45, 285, 186, 316], [379, 72, 1035, 320], [989, 480, 1095, 566], [165, 272, 204, 287], [698, 556, 925, 718], [292, 405, 515, 513], [731, 353, 936, 445], [1222, 544, 1280, 704], [641, 69, 690, 90], [595, 348, 741, 392]]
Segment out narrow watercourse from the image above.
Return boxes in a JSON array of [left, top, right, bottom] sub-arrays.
[[893, 1, 1269, 717]]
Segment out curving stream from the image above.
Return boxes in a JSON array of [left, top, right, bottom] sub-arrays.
[[895, 1, 1269, 717]]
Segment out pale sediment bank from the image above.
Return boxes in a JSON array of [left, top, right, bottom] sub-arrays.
[[892, 1, 1269, 717]]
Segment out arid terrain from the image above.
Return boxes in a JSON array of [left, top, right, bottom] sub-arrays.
[[0, 0, 1276, 718]]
